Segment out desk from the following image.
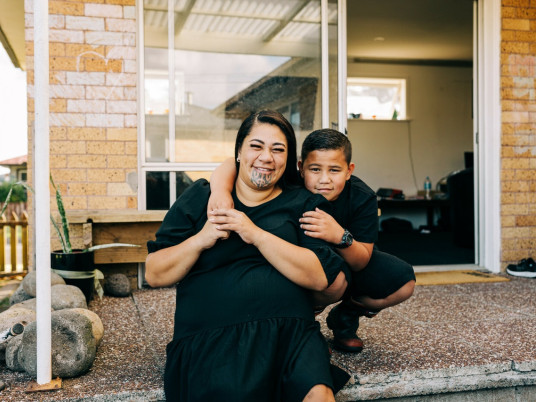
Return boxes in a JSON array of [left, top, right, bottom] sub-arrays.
[[378, 198, 450, 228]]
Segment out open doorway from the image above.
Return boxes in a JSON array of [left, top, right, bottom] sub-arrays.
[[345, 0, 475, 266]]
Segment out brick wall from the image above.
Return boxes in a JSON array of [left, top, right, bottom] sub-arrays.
[[25, 0, 137, 252], [500, 1, 536, 268]]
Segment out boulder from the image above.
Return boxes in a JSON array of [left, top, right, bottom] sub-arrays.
[[68, 308, 104, 347], [22, 271, 65, 297], [19, 310, 96, 378], [9, 298, 37, 312], [51, 285, 87, 310], [9, 285, 33, 306], [5, 335, 24, 372], [104, 273, 131, 297]]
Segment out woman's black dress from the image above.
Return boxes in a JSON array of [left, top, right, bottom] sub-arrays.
[[147, 180, 349, 401]]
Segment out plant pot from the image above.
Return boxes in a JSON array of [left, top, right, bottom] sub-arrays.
[[51, 250, 96, 302]]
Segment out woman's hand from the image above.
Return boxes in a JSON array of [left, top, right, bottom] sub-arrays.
[[209, 208, 262, 245], [207, 191, 234, 217], [197, 218, 231, 249], [299, 207, 344, 245]]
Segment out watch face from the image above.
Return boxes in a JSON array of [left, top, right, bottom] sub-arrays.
[[337, 230, 353, 248]]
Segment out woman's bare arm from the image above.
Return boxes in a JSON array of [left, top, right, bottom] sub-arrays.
[[210, 208, 328, 291], [145, 220, 229, 287], [207, 158, 236, 214]]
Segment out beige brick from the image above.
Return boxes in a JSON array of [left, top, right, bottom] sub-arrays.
[[50, 56, 78, 71], [106, 72, 136, 86], [86, 86, 123, 100], [503, 18, 531, 31], [87, 141, 125, 155], [51, 140, 86, 155], [105, 18, 136, 32], [85, 3, 123, 18], [50, 71, 66, 84], [83, 58, 123, 73], [502, 111, 530, 123], [65, 16, 105, 31], [50, 84, 85, 99], [50, 98, 67, 113], [502, 192, 516, 204], [125, 141, 137, 155], [124, 114, 137, 127], [107, 100, 136, 114], [50, 42, 66, 56], [122, 33, 135, 46], [502, 203, 529, 215], [107, 182, 136, 196], [502, 180, 530, 192], [68, 127, 106, 141], [86, 113, 124, 128], [50, 155, 67, 168], [502, 215, 516, 227], [50, 127, 67, 140], [67, 154, 107, 168], [66, 71, 105, 85], [67, 99, 106, 113], [49, 1, 85, 16], [85, 31, 124, 46], [127, 196, 137, 209], [88, 169, 126, 182], [502, 41, 530, 54], [124, 87, 137, 100], [515, 169, 536, 181], [68, 182, 107, 196], [49, 29, 84, 43], [105, 46, 135, 60], [107, 155, 137, 168], [502, 157, 530, 169], [50, 169, 87, 182], [50, 112, 86, 127], [123, 6, 136, 19], [60, 196, 88, 210], [107, 128, 137, 141], [88, 196, 126, 210], [65, 44, 105, 57], [123, 59, 136, 73]]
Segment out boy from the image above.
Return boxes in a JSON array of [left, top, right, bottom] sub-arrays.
[[209, 129, 415, 353]]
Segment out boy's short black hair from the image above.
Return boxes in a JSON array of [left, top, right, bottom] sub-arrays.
[[301, 129, 352, 164]]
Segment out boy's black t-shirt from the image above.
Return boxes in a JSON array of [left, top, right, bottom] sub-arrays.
[[330, 175, 378, 244]]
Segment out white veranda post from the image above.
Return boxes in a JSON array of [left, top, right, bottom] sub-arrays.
[[34, 0, 52, 384]]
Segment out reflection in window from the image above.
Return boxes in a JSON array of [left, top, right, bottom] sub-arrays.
[[347, 78, 406, 120], [146, 171, 212, 210]]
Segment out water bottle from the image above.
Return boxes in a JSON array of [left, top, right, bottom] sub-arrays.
[[424, 176, 432, 200]]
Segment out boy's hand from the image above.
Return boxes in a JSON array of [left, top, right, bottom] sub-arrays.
[[209, 208, 262, 245], [299, 208, 345, 244], [207, 191, 234, 217]]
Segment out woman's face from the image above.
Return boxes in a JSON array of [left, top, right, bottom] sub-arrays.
[[237, 123, 288, 190]]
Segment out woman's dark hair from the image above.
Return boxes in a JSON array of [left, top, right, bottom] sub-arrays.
[[234, 110, 300, 189], [301, 128, 352, 165]]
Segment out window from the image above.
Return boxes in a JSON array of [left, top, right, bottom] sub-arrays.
[[347, 77, 406, 120], [141, 0, 339, 209]]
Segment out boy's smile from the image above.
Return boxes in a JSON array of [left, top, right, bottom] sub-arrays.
[[298, 149, 354, 201]]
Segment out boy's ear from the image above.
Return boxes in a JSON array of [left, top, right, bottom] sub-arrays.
[[346, 162, 355, 179], [297, 160, 304, 178]]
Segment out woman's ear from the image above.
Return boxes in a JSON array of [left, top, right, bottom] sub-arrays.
[[346, 162, 355, 179], [297, 160, 305, 178]]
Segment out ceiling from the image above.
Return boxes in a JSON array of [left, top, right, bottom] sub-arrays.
[[0, 0, 474, 72], [347, 0, 474, 62]]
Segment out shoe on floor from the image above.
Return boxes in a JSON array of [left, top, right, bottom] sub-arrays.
[[506, 258, 536, 278], [326, 303, 363, 353]]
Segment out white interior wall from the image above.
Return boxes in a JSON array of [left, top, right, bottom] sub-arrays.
[[347, 62, 473, 198]]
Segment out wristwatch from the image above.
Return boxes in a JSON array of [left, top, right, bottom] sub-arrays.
[[335, 229, 353, 249]]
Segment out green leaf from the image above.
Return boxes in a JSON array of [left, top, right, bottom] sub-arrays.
[[50, 175, 72, 253], [50, 215, 68, 253]]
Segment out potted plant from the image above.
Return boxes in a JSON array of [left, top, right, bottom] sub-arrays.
[[2, 177, 140, 302]]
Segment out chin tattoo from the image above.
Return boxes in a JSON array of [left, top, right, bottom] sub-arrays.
[[250, 171, 273, 188]]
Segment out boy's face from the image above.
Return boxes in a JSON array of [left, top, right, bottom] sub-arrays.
[[298, 149, 354, 201]]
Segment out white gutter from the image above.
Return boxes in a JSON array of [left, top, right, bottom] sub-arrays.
[[34, 0, 52, 384], [321, 0, 329, 128]]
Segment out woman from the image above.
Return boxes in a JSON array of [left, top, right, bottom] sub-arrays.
[[145, 110, 349, 401]]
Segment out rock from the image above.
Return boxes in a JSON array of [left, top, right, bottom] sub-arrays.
[[9, 285, 32, 306], [22, 271, 65, 297], [5, 335, 24, 372], [51, 285, 87, 310], [104, 273, 131, 297], [69, 308, 104, 347], [9, 298, 37, 311], [0, 308, 35, 363], [19, 310, 96, 378]]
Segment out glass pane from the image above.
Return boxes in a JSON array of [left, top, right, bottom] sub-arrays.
[[347, 78, 406, 120], [171, 0, 323, 162], [144, 2, 169, 162], [145, 170, 214, 210], [146, 171, 170, 210]]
